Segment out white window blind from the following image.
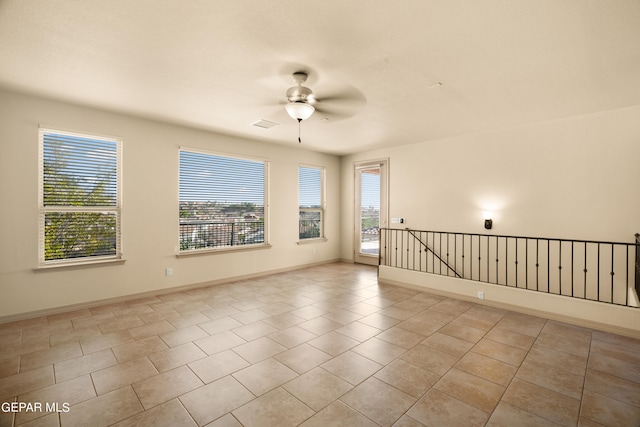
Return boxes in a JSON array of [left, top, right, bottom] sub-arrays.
[[299, 165, 324, 240], [359, 167, 381, 251], [179, 149, 269, 251], [39, 129, 122, 264]]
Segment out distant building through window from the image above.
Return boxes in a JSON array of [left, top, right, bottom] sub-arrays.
[[179, 149, 269, 252], [299, 165, 325, 240]]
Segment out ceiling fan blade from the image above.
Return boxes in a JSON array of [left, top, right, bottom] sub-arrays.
[[308, 86, 365, 121], [311, 105, 358, 121], [254, 64, 367, 123], [315, 91, 364, 103], [312, 85, 366, 108]]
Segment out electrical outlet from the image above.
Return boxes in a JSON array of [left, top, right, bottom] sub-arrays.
[[312, 248, 317, 255], [477, 291, 484, 300], [165, 268, 173, 277]]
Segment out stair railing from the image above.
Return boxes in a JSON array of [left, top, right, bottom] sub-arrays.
[[380, 228, 640, 308], [405, 229, 462, 278]]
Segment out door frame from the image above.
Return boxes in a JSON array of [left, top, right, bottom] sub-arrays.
[[353, 159, 389, 265]]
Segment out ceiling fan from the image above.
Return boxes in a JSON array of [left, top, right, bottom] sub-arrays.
[[283, 71, 315, 143], [279, 70, 366, 143], [284, 71, 316, 125]]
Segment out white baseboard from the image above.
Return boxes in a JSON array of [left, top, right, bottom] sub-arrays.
[[379, 266, 640, 339], [0, 259, 344, 325]]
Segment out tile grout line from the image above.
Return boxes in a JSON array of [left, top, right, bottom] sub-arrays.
[[2, 265, 639, 426], [400, 305, 498, 425], [576, 331, 594, 426], [485, 318, 550, 426]]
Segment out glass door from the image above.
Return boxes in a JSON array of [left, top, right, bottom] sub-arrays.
[[354, 160, 388, 265]]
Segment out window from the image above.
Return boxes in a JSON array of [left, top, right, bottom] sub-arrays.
[[179, 149, 269, 252], [39, 129, 122, 265], [299, 165, 325, 240]]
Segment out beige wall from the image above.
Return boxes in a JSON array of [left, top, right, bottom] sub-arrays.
[[0, 89, 342, 319], [2, 88, 640, 326], [341, 106, 640, 260], [341, 106, 640, 335]]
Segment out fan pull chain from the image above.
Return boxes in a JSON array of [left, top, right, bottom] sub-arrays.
[[297, 118, 302, 143]]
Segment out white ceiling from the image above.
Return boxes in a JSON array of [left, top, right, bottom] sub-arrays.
[[1, 1, 639, 155]]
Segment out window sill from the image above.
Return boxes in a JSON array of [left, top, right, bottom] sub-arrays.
[[176, 244, 272, 258], [34, 258, 126, 272], [297, 238, 327, 245]]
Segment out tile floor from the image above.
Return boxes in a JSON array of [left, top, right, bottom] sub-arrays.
[[1, 262, 640, 426]]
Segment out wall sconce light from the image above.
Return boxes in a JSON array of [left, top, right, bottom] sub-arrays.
[[483, 211, 493, 230]]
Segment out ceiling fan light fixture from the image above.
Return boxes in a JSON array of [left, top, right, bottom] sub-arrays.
[[285, 101, 315, 121]]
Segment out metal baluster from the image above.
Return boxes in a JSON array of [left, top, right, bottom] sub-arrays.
[[536, 239, 540, 292], [571, 241, 574, 298], [505, 237, 508, 287], [559, 240, 562, 296], [597, 243, 601, 302], [470, 234, 473, 281], [515, 237, 519, 288], [486, 235, 490, 283], [610, 244, 615, 304], [584, 242, 588, 301], [496, 235, 500, 285], [525, 238, 529, 290], [461, 234, 465, 278], [547, 240, 550, 294], [454, 233, 458, 277]]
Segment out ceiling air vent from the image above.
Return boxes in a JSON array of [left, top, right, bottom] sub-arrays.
[[252, 119, 279, 129]]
